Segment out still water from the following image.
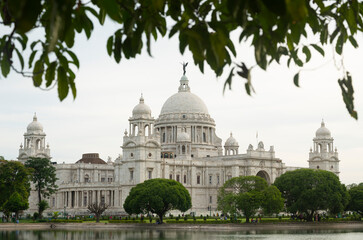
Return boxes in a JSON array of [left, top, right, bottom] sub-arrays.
[[1, 229, 363, 240]]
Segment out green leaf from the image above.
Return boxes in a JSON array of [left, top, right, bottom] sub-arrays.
[[1, 58, 11, 77], [57, 66, 69, 101], [29, 50, 37, 68], [107, 36, 113, 56], [9, 0, 42, 33], [45, 61, 57, 87], [32, 60, 44, 87], [302, 46, 311, 62], [338, 73, 357, 120], [335, 34, 344, 55], [58, 54, 69, 71], [348, 36, 358, 48], [65, 28, 75, 48], [293, 72, 300, 87], [223, 67, 234, 92], [311, 44, 324, 56], [114, 34, 122, 63], [14, 48, 24, 70], [65, 50, 79, 68]]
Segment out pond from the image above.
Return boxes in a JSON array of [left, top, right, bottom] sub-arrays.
[[1, 228, 363, 240]]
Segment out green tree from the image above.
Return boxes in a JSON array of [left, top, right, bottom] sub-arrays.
[[37, 200, 49, 218], [2, 192, 29, 220], [123, 179, 191, 223], [347, 183, 363, 217], [25, 157, 58, 218], [1, 1, 362, 118], [0, 160, 31, 212], [274, 169, 349, 221], [217, 176, 284, 223]]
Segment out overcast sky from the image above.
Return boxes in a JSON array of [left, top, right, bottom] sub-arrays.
[[0, 20, 362, 185]]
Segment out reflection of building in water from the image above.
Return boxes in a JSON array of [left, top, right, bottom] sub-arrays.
[[16, 73, 340, 216]]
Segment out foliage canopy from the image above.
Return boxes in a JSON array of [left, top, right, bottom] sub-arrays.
[[25, 157, 58, 216], [347, 183, 363, 216], [123, 178, 191, 223], [217, 176, 284, 222], [274, 168, 349, 221], [0, 0, 362, 118], [0, 160, 31, 213]]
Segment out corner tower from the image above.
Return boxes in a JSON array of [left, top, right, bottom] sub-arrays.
[[120, 95, 161, 184], [18, 113, 51, 163], [308, 120, 339, 176]]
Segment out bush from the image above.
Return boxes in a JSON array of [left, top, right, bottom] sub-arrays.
[[50, 219, 83, 223], [33, 212, 39, 220]]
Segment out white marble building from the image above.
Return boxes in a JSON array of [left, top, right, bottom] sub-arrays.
[[17, 74, 340, 216]]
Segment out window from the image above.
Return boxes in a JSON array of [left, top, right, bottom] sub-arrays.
[[331, 165, 334, 169], [176, 175, 180, 182], [101, 196, 105, 204], [101, 178, 105, 182], [108, 178, 112, 182], [182, 145, 186, 154], [209, 196, 212, 204], [84, 176, 89, 183], [130, 170, 134, 180], [148, 170, 152, 179], [209, 175, 212, 184], [184, 175, 187, 184], [163, 133, 166, 142], [52, 197, 55, 207], [130, 153, 134, 157], [227, 175, 232, 180], [197, 175, 200, 184], [317, 166, 320, 169], [169, 174, 173, 180], [203, 132, 206, 142], [217, 175, 220, 185], [148, 153, 152, 157], [84, 196, 87, 206]]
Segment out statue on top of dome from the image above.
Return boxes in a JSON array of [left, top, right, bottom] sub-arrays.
[[182, 62, 188, 75]]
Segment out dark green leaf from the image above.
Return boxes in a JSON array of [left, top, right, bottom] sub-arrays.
[[66, 50, 79, 68], [293, 72, 300, 87], [57, 66, 69, 101], [29, 50, 37, 68], [45, 61, 57, 87], [348, 36, 358, 48], [1, 58, 11, 77], [338, 73, 357, 120], [32, 60, 44, 87], [14, 48, 24, 70], [335, 34, 344, 55], [302, 46, 311, 62], [223, 67, 234, 92], [311, 44, 324, 56], [107, 36, 113, 56]]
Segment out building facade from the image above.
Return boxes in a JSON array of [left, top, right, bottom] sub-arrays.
[[17, 74, 340, 216]]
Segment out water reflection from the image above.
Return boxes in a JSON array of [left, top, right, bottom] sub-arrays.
[[0, 228, 363, 240]]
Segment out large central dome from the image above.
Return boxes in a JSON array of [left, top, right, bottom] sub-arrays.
[[159, 75, 209, 116]]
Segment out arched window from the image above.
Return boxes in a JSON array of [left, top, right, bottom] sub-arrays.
[[36, 139, 41, 149], [144, 125, 149, 136], [203, 132, 206, 142], [84, 174, 89, 183], [162, 133, 166, 142], [182, 145, 186, 154], [134, 125, 139, 136], [317, 165, 320, 169]]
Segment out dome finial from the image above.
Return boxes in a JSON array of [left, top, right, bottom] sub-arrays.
[[321, 118, 325, 127], [140, 93, 144, 103], [181, 62, 188, 75], [33, 112, 37, 121]]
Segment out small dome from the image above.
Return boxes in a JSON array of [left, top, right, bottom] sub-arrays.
[[76, 153, 107, 164], [132, 94, 151, 118], [27, 113, 43, 134], [177, 130, 190, 142], [316, 121, 331, 138], [225, 133, 239, 147]]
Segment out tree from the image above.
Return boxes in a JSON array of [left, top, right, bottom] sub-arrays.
[[123, 179, 191, 223], [2, 192, 29, 220], [347, 183, 363, 217], [1, 1, 362, 118], [0, 160, 31, 213], [217, 176, 283, 223], [87, 202, 108, 223], [274, 169, 349, 221], [37, 200, 49, 218], [25, 157, 58, 218]]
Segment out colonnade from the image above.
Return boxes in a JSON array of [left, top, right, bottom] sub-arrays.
[[60, 189, 120, 209]]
